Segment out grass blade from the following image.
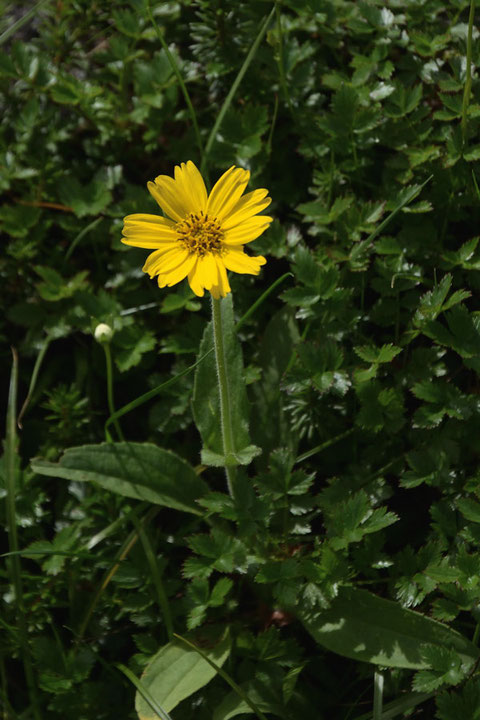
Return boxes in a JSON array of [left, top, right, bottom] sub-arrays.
[[295, 428, 354, 465], [201, 6, 275, 175], [64, 216, 102, 263], [461, 0, 475, 146], [132, 516, 174, 641], [17, 335, 52, 428], [78, 506, 159, 639], [236, 272, 293, 332], [116, 663, 173, 720], [0, 0, 50, 46], [354, 691, 434, 720], [5, 349, 42, 720], [104, 349, 213, 435], [146, 0, 203, 167], [364, 175, 433, 246]]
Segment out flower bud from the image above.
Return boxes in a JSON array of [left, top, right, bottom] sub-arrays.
[[94, 323, 114, 343]]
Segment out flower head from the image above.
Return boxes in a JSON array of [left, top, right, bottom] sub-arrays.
[[122, 161, 272, 299]]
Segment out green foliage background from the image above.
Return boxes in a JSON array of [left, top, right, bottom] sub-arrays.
[[3, 0, 480, 718]]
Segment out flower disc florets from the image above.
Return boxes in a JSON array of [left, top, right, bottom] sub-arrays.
[[177, 211, 224, 257]]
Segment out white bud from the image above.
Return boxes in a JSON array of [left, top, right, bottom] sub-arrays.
[[94, 323, 114, 343]]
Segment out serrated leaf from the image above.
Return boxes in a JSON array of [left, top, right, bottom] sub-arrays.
[[457, 497, 480, 523], [436, 679, 480, 720], [201, 444, 261, 467], [355, 343, 401, 364], [414, 275, 452, 326], [113, 325, 156, 372], [210, 578, 233, 607]]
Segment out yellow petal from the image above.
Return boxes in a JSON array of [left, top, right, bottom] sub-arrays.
[[214, 256, 231, 297], [124, 213, 175, 228], [222, 247, 266, 275], [122, 214, 177, 247], [200, 253, 219, 289], [148, 175, 190, 222], [224, 216, 273, 245], [206, 166, 250, 221], [158, 253, 197, 288], [173, 161, 207, 213], [188, 259, 205, 297], [122, 236, 176, 249], [221, 189, 271, 230], [142, 247, 188, 277], [188, 253, 222, 296]]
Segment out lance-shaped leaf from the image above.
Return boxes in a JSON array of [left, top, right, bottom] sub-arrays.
[[136, 629, 231, 719], [192, 294, 259, 466], [31, 442, 207, 515], [299, 586, 479, 669]]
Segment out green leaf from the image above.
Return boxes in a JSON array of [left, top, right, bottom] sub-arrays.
[[413, 645, 465, 692], [0, 204, 41, 238], [457, 497, 480, 524], [414, 275, 452, 326], [213, 675, 289, 720], [57, 175, 112, 217], [210, 577, 234, 607], [251, 308, 300, 462], [436, 679, 480, 720], [299, 586, 479, 669], [356, 381, 405, 432], [193, 295, 256, 466], [322, 490, 398, 549], [34, 266, 89, 301], [135, 629, 231, 718], [113, 8, 142, 37], [113, 325, 156, 372], [31, 442, 207, 515], [51, 80, 81, 105], [329, 84, 358, 135], [354, 343, 401, 364], [201, 445, 261, 467]]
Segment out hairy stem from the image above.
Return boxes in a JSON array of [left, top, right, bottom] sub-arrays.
[[211, 297, 237, 496]]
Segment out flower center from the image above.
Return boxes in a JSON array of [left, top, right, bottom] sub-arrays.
[[176, 211, 224, 256]]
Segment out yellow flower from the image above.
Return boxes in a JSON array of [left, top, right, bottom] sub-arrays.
[[122, 161, 272, 299]]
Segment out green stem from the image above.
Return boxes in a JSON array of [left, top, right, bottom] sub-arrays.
[[462, 0, 475, 147], [5, 350, 42, 720], [211, 297, 236, 497], [103, 343, 124, 442], [373, 670, 384, 720]]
